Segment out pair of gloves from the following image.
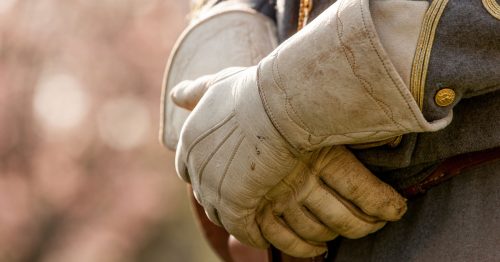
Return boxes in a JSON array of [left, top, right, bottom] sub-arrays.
[[163, 0, 450, 257]]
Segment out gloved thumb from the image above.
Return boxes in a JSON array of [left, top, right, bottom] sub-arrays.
[[170, 74, 212, 111], [171, 67, 246, 110]]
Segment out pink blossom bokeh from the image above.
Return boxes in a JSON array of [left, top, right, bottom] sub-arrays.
[[0, 0, 217, 261]]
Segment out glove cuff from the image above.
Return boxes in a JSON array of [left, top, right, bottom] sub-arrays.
[[160, 3, 277, 150], [257, 0, 452, 152]]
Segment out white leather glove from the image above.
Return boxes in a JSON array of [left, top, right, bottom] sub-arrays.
[[172, 74, 407, 257], [173, 66, 300, 249], [169, 0, 452, 257]]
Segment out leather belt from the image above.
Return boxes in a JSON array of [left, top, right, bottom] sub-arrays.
[[401, 146, 500, 198]]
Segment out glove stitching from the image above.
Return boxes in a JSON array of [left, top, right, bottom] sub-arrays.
[[208, 132, 260, 246], [273, 50, 312, 134], [257, 61, 298, 151], [217, 134, 262, 245], [358, 0, 423, 130], [185, 112, 235, 165], [197, 124, 239, 192], [260, 53, 328, 152], [336, 0, 408, 135], [358, 0, 409, 131], [207, 67, 246, 86], [261, 59, 394, 149], [259, 0, 424, 150], [216, 133, 245, 210]]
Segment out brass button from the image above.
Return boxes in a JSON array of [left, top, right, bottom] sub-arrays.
[[434, 88, 455, 107]]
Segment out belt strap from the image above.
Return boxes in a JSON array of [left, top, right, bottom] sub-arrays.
[[401, 147, 500, 198]]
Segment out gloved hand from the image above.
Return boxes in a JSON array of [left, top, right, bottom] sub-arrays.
[[159, 1, 282, 258], [171, 0, 451, 257], [172, 72, 407, 257], [258, 146, 406, 257], [173, 66, 303, 250]]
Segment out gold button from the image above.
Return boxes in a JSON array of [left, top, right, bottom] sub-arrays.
[[434, 88, 456, 107]]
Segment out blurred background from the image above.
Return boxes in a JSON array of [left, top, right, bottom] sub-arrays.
[[0, 0, 219, 261]]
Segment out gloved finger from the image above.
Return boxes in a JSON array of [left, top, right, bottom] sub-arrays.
[[317, 146, 407, 221], [257, 206, 327, 258], [174, 138, 190, 183], [282, 202, 338, 242], [170, 75, 212, 110], [304, 182, 386, 239], [203, 204, 223, 227], [218, 206, 269, 249]]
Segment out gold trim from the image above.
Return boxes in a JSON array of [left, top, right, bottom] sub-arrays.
[[298, 0, 313, 30], [410, 0, 449, 109], [382, 0, 449, 148], [483, 0, 500, 20]]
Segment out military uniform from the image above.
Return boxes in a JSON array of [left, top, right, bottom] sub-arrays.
[[176, 0, 500, 260], [218, 0, 499, 260]]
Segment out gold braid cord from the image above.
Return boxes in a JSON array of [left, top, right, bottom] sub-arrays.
[[482, 0, 500, 20], [410, 0, 449, 109], [298, 0, 313, 30]]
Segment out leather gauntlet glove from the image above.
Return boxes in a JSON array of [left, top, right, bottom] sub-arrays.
[[173, 76, 407, 257], [255, 0, 451, 152], [171, 0, 452, 256], [174, 66, 302, 249]]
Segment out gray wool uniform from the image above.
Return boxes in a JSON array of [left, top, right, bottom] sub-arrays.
[[335, 0, 500, 260], [203, 0, 500, 260]]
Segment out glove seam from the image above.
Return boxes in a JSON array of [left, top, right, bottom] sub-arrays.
[[257, 61, 303, 153], [273, 50, 313, 134], [358, 0, 421, 131], [216, 134, 245, 211], [355, 0, 409, 132], [197, 124, 239, 189], [185, 112, 236, 164], [259, 0, 434, 151]]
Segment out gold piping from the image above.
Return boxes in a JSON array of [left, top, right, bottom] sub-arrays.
[[298, 0, 313, 31], [483, 0, 500, 20], [410, 0, 450, 109]]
